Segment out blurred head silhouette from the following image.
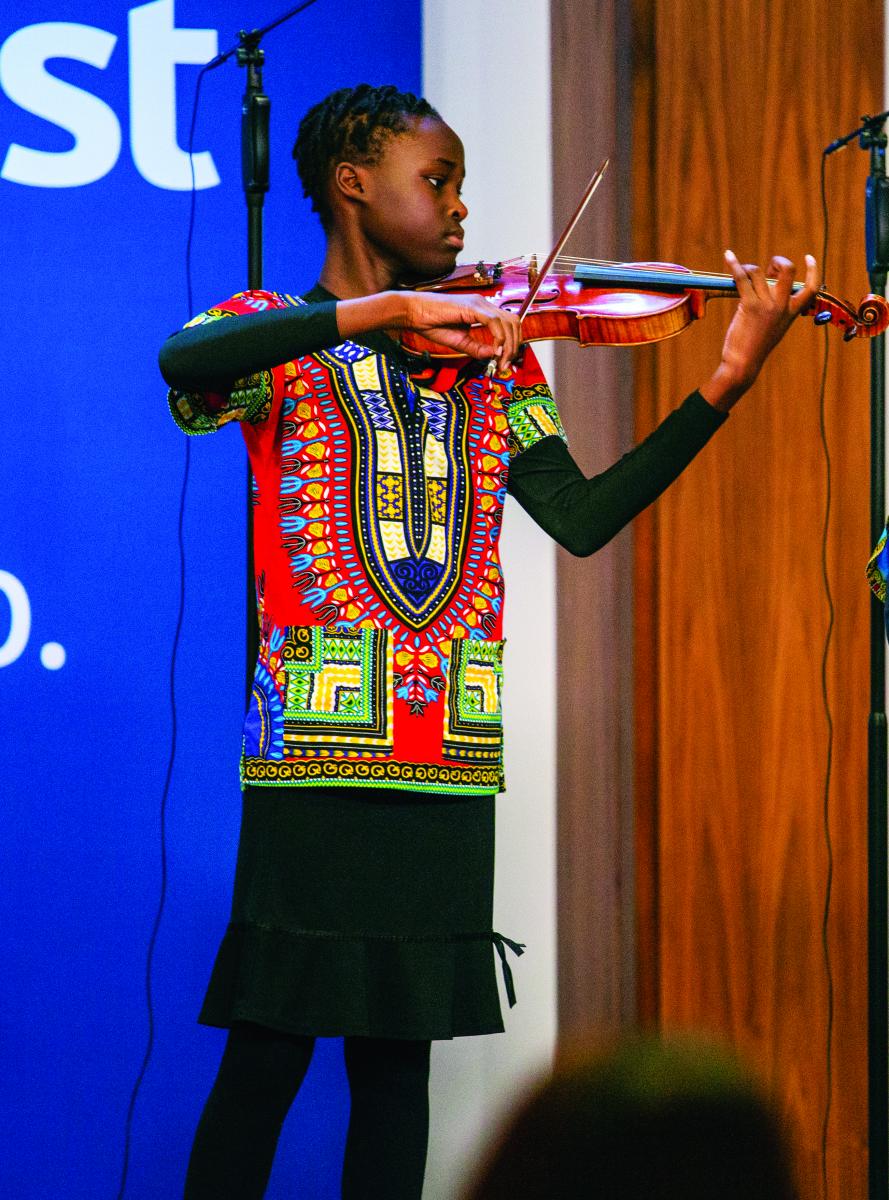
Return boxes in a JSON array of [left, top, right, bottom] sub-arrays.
[[463, 1036, 797, 1200]]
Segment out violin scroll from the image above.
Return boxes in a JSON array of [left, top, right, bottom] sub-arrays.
[[805, 289, 889, 340]]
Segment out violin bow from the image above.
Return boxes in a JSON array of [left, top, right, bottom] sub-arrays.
[[517, 157, 609, 322], [484, 158, 608, 376]]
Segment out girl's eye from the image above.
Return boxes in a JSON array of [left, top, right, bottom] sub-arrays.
[[426, 176, 444, 190]]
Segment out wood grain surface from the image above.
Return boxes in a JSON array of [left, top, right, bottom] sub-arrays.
[[631, 1, 880, 1195], [551, 0, 638, 1034]]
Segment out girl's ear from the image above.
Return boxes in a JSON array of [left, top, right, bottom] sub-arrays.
[[333, 162, 369, 205]]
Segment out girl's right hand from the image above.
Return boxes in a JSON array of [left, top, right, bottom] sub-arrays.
[[336, 290, 522, 373], [394, 291, 522, 370]]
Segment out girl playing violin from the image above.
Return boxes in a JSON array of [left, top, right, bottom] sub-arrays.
[[159, 82, 817, 1200]]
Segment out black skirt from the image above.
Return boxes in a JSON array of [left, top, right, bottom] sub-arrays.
[[199, 786, 524, 1041]]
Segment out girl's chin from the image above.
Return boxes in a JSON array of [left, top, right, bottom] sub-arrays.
[[401, 251, 459, 285]]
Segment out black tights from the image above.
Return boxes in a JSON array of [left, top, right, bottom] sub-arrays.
[[183, 1023, 432, 1200]]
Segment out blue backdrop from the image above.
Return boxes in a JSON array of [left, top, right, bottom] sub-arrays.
[[0, 2, 422, 1195]]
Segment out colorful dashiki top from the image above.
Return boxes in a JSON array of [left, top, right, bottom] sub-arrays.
[[868, 520, 889, 603], [168, 289, 567, 796]]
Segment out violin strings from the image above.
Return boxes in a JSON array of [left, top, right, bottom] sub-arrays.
[[499, 253, 819, 298], [549, 254, 736, 285], [537, 255, 816, 294], [504, 251, 732, 281]]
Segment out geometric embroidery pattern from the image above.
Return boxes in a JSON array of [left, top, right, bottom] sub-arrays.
[[168, 370, 273, 435], [376, 474, 404, 519], [326, 349, 471, 630], [281, 625, 393, 754], [242, 756, 500, 792], [426, 477, 447, 524], [443, 638, 504, 767], [506, 383, 567, 455]]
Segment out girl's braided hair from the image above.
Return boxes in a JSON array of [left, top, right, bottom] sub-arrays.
[[292, 83, 440, 227]]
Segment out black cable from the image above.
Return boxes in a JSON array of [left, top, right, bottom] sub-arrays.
[[114, 64, 206, 1200], [818, 148, 835, 1200]]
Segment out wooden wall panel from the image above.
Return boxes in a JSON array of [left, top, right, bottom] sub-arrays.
[[632, 2, 880, 1196], [552, 0, 637, 1035]]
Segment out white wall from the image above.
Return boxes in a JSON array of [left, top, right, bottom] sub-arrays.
[[421, 3, 558, 1197]]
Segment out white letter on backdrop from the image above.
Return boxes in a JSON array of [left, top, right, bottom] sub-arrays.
[[0, 23, 120, 188], [129, 0, 219, 191], [0, 571, 32, 668]]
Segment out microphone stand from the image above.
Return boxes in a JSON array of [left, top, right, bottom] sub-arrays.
[[205, 0, 321, 702], [238, 31, 269, 702], [826, 110, 889, 1200]]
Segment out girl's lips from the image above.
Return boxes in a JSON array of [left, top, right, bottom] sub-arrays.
[[444, 233, 464, 249]]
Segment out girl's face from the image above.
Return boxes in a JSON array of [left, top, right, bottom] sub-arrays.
[[351, 117, 468, 283]]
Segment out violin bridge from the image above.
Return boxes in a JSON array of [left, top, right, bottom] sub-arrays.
[[527, 254, 539, 289]]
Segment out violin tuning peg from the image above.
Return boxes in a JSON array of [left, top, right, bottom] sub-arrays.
[[814, 310, 832, 325]]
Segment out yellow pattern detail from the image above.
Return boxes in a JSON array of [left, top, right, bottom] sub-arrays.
[[311, 663, 363, 711], [528, 405, 559, 436], [423, 434, 448, 478], [379, 521, 409, 560], [376, 429, 402, 473], [353, 356, 382, 393], [427, 525, 446, 564]]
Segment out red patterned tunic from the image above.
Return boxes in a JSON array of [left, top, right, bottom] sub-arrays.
[[169, 289, 567, 796]]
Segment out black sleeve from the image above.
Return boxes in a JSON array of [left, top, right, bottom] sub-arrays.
[[506, 390, 728, 557], [158, 300, 340, 390]]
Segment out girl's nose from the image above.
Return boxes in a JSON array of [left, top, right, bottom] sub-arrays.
[[452, 195, 468, 221]]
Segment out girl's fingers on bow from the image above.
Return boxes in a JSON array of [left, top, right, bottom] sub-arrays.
[[505, 313, 521, 365], [422, 325, 490, 357], [491, 308, 521, 365], [466, 297, 520, 365], [487, 315, 510, 365]]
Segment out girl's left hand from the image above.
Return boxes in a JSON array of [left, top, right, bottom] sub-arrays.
[[700, 250, 818, 412]]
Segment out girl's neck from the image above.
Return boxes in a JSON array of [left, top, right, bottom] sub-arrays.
[[318, 227, 399, 299]]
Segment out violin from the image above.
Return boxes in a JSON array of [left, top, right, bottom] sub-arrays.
[[399, 255, 889, 362]]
